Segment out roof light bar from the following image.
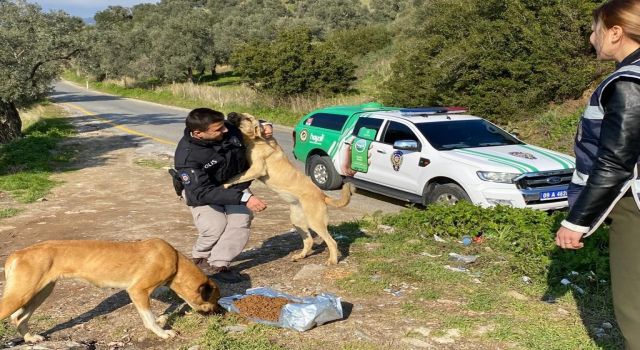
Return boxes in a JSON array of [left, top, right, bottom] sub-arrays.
[[399, 106, 467, 116], [444, 107, 467, 113]]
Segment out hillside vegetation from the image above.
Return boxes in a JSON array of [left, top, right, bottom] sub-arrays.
[[69, 0, 609, 121]]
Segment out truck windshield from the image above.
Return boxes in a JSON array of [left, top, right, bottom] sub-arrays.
[[416, 119, 523, 150]]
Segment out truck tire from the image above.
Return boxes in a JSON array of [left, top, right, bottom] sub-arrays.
[[308, 155, 342, 190], [426, 183, 470, 205]]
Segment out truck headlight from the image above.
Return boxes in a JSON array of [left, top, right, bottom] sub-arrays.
[[476, 171, 520, 184]]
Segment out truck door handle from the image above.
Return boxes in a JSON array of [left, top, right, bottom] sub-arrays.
[[377, 150, 387, 154]]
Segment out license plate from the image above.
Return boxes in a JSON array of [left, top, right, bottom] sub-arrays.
[[540, 190, 567, 201]]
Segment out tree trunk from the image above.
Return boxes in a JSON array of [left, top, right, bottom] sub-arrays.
[[211, 63, 217, 80], [0, 101, 22, 144], [187, 67, 194, 83], [197, 67, 206, 83]]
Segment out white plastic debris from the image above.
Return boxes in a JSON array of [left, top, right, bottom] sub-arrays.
[[560, 278, 585, 295], [420, 252, 442, 258], [444, 265, 468, 272], [433, 234, 447, 243], [448, 252, 478, 264]]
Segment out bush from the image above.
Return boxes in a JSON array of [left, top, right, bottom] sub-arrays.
[[231, 27, 356, 96], [383, 0, 605, 123], [326, 25, 392, 58], [378, 202, 610, 281]]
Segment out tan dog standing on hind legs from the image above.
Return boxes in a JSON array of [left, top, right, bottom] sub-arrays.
[[225, 112, 354, 265], [0, 238, 220, 343]]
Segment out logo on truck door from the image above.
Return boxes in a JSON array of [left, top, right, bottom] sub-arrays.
[[299, 129, 308, 142], [310, 133, 325, 145], [391, 151, 403, 171]]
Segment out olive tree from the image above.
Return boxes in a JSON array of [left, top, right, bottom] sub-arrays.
[[232, 27, 356, 96], [383, 0, 602, 122], [0, 0, 83, 143]]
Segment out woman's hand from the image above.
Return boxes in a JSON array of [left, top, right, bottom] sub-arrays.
[[555, 226, 584, 249]]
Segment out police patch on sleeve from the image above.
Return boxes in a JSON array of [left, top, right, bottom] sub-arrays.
[[180, 172, 191, 185]]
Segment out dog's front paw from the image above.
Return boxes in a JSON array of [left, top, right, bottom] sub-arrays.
[[290, 253, 305, 262], [158, 329, 178, 339], [324, 257, 339, 266], [155, 314, 169, 327], [24, 333, 45, 343]]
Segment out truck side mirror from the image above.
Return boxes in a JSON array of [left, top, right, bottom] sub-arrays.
[[393, 140, 420, 151]]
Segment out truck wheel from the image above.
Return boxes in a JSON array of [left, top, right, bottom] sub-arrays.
[[308, 155, 342, 190], [426, 183, 470, 205]]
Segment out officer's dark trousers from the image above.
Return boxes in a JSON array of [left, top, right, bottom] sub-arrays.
[[609, 196, 640, 350]]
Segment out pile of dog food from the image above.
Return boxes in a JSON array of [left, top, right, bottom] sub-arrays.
[[233, 295, 291, 322]]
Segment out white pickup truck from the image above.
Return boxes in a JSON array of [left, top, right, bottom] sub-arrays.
[[292, 104, 575, 210]]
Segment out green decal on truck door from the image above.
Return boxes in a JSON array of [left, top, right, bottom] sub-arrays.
[[351, 127, 376, 173]]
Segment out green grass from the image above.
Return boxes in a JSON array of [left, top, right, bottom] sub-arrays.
[[0, 208, 22, 218], [0, 104, 75, 218], [134, 158, 171, 169], [512, 103, 583, 156], [331, 209, 622, 349], [339, 343, 380, 350], [62, 71, 303, 127], [174, 314, 286, 350], [200, 71, 244, 87], [0, 321, 7, 339]]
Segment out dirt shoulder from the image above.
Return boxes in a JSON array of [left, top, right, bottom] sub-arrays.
[[0, 107, 436, 350]]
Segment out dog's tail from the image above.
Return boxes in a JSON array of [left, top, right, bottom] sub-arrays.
[[324, 183, 355, 208]]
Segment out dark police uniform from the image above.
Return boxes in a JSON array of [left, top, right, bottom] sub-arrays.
[[174, 122, 254, 268]]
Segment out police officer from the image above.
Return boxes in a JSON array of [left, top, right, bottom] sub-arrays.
[[556, 1, 640, 347], [174, 108, 269, 283]]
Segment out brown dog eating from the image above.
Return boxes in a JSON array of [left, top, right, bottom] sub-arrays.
[[0, 238, 220, 342]]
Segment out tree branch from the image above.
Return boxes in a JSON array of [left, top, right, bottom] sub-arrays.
[[27, 48, 82, 83]]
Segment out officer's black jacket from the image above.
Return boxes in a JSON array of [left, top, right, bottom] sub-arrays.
[[174, 122, 250, 207], [567, 49, 640, 226]]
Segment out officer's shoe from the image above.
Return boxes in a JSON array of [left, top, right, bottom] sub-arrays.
[[211, 266, 245, 284], [192, 258, 218, 276]]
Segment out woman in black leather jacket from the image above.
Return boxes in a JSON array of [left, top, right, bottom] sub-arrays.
[[555, 1, 640, 347]]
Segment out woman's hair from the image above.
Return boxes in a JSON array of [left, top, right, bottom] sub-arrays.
[[593, 0, 640, 43]]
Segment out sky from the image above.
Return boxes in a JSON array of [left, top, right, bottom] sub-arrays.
[[33, 1, 159, 18]]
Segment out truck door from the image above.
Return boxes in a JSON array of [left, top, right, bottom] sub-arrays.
[[359, 121, 423, 193]]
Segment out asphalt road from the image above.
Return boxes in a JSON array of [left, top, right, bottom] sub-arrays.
[[51, 80, 406, 215]]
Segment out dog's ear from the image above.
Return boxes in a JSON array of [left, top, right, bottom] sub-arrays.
[[227, 112, 242, 127], [198, 282, 214, 301], [198, 281, 220, 303]]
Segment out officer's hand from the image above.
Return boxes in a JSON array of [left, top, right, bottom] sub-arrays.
[[262, 124, 273, 139], [555, 226, 584, 250], [341, 144, 357, 177], [246, 196, 267, 212], [342, 165, 357, 177]]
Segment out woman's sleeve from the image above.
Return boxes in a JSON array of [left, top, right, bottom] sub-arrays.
[[565, 77, 640, 227]]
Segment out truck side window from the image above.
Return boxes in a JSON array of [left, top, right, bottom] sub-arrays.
[[352, 117, 384, 138], [382, 122, 420, 145], [306, 113, 349, 131]]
